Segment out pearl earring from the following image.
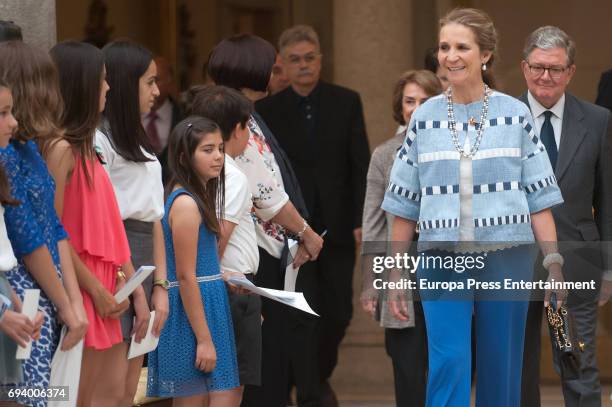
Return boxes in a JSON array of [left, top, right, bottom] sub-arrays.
[[482, 63, 487, 71]]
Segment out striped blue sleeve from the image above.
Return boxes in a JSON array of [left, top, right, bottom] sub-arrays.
[[381, 119, 421, 221], [520, 112, 564, 213]]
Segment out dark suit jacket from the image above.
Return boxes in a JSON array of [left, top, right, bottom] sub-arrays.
[[521, 92, 612, 274], [256, 81, 370, 245], [595, 69, 612, 112]]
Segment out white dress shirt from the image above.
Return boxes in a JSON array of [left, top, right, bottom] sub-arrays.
[[528, 91, 565, 149], [95, 129, 164, 222]]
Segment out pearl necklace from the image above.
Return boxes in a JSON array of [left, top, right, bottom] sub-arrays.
[[446, 84, 490, 158]]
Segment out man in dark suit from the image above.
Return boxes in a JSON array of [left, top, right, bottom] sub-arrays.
[[256, 25, 370, 406], [595, 69, 612, 112], [143, 56, 183, 182], [519, 26, 612, 407]]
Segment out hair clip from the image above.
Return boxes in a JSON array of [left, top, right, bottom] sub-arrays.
[[187, 123, 193, 128]]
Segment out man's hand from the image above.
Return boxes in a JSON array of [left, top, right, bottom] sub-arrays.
[[599, 278, 612, 306]]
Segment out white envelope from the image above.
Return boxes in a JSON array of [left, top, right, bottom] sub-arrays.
[[114, 266, 155, 303], [128, 310, 160, 359], [49, 326, 83, 407], [227, 276, 318, 316], [283, 238, 300, 292], [16, 289, 40, 360]]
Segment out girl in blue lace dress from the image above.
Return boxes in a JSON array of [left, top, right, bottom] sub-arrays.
[[0, 41, 87, 407], [147, 117, 240, 406]]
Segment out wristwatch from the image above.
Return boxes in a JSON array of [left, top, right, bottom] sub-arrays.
[[153, 279, 170, 290]]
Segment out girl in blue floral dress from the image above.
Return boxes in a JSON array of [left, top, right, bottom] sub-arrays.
[[0, 40, 87, 407], [147, 117, 240, 406]]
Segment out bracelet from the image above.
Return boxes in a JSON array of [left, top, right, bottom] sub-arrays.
[[543, 252, 564, 270], [117, 268, 127, 280], [297, 220, 309, 240]]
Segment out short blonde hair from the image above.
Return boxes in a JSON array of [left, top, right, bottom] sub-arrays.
[[278, 25, 320, 52]]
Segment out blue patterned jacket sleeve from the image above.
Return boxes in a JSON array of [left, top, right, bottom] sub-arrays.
[[520, 111, 564, 213], [381, 120, 421, 221], [0, 146, 46, 257]]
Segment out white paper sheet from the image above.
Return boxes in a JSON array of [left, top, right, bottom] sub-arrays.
[[227, 276, 319, 316], [114, 265, 156, 303], [128, 310, 160, 359], [16, 289, 40, 359], [283, 238, 300, 292], [49, 327, 83, 407]]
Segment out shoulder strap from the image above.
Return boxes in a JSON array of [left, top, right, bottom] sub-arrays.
[[165, 187, 193, 211]]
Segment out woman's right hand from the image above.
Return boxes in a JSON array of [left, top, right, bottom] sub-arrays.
[[58, 306, 83, 350], [92, 283, 123, 318], [67, 301, 88, 343], [195, 339, 217, 373], [388, 293, 410, 322], [360, 289, 379, 317], [302, 228, 324, 260], [0, 310, 35, 347]]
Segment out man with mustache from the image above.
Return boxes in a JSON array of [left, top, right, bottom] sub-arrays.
[[256, 24, 370, 407]]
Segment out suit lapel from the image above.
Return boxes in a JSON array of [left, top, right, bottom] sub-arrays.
[[520, 92, 587, 181], [556, 94, 587, 181]]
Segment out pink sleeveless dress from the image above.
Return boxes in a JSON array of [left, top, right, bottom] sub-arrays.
[[62, 153, 131, 349]]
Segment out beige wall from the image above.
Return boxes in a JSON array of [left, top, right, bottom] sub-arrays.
[[333, 0, 414, 150], [57, 0, 152, 48], [0, 0, 56, 50], [461, 0, 612, 101]]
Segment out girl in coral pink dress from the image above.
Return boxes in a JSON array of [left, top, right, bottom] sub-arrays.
[[45, 41, 150, 406]]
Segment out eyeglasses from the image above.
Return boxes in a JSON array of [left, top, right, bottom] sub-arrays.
[[525, 63, 570, 79], [285, 53, 321, 66]]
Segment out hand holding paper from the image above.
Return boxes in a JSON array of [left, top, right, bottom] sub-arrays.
[[114, 266, 155, 303], [228, 276, 318, 316], [128, 310, 160, 359], [16, 289, 40, 360]]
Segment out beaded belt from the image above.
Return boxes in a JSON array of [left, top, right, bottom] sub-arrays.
[[168, 273, 223, 288]]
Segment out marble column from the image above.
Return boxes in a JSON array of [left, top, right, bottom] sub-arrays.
[[333, 0, 414, 148], [0, 0, 57, 49], [330, 0, 414, 394]]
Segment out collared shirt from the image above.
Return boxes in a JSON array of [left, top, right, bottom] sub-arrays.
[[221, 154, 259, 275], [528, 91, 565, 149], [142, 98, 173, 151]]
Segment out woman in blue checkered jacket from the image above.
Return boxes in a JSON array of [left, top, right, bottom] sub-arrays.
[[381, 8, 564, 407]]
